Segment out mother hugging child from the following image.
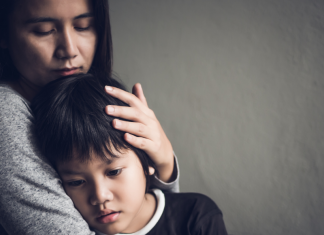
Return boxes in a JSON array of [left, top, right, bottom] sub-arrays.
[[31, 74, 228, 235], [0, 0, 228, 234]]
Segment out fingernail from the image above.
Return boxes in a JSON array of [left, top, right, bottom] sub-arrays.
[[105, 86, 113, 92], [115, 119, 121, 128], [126, 133, 132, 141], [107, 106, 114, 114]]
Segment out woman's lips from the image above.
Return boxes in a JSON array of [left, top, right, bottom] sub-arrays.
[[54, 67, 79, 76], [97, 211, 120, 224]]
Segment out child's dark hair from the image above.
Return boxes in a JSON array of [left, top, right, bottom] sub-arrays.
[[31, 74, 157, 188]]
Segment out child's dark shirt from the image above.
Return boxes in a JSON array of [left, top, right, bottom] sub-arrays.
[[147, 192, 228, 235]]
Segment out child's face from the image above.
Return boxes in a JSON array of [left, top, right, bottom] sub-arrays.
[[57, 149, 154, 234]]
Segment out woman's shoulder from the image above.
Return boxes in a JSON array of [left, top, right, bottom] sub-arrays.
[[0, 83, 33, 140], [0, 83, 31, 118], [0, 83, 27, 103]]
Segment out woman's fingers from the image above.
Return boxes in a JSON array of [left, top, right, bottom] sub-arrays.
[[132, 83, 148, 107], [105, 105, 150, 123], [112, 119, 152, 139], [105, 86, 145, 110], [124, 133, 154, 153], [105, 85, 155, 118], [104, 84, 175, 182]]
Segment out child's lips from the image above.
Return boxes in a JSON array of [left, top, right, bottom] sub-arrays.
[[97, 210, 121, 224]]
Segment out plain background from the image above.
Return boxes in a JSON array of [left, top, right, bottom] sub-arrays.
[[109, 1, 324, 235]]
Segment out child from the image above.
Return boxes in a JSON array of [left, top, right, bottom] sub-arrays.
[[31, 74, 228, 235]]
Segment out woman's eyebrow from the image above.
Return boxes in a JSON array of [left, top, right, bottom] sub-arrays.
[[25, 17, 57, 24], [74, 12, 94, 20], [24, 13, 94, 24]]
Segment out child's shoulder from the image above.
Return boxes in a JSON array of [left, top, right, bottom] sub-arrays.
[[163, 192, 223, 215], [164, 191, 218, 204], [148, 191, 227, 235]]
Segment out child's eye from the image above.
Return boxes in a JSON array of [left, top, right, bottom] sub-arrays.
[[67, 180, 85, 187], [107, 169, 122, 176]]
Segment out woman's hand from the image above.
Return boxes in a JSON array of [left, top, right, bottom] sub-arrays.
[[105, 84, 175, 183]]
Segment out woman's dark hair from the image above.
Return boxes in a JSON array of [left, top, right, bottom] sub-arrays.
[[31, 74, 157, 190], [0, 0, 113, 82]]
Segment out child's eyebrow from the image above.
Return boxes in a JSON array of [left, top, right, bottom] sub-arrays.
[[58, 158, 117, 175]]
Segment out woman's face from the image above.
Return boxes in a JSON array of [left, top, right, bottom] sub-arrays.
[[6, 0, 97, 87]]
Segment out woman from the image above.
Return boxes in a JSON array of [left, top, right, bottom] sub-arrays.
[[0, 0, 179, 234]]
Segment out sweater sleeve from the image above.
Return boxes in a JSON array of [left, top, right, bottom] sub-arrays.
[[150, 153, 180, 193], [0, 86, 95, 235]]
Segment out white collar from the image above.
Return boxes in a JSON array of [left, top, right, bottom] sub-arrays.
[[96, 188, 165, 235]]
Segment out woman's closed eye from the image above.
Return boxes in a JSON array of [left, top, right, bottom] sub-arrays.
[[32, 23, 56, 36], [34, 29, 55, 36], [67, 180, 86, 187], [107, 169, 122, 177], [74, 17, 94, 32], [75, 26, 91, 32]]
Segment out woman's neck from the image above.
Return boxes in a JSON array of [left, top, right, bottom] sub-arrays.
[[9, 76, 41, 102]]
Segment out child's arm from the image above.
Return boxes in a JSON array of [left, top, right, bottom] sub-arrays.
[[105, 84, 179, 192]]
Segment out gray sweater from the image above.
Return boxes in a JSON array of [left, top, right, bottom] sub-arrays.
[[0, 84, 179, 235]]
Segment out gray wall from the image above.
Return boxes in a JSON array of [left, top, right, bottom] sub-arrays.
[[109, 1, 324, 234]]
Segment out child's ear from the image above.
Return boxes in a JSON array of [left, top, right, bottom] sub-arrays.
[[148, 166, 155, 176]]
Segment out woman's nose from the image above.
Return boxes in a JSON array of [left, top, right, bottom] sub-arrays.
[[90, 183, 114, 206], [55, 28, 78, 60]]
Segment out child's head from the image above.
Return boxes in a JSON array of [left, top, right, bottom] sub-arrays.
[[31, 74, 157, 234]]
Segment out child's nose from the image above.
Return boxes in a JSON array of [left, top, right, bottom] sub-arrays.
[[90, 184, 113, 206]]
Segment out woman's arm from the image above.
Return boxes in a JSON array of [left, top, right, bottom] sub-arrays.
[[0, 86, 95, 235], [104, 84, 180, 192], [149, 153, 180, 192]]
